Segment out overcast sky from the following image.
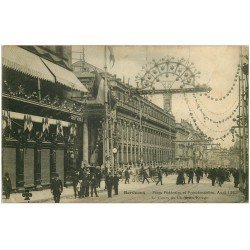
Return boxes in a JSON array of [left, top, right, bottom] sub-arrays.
[[72, 45, 247, 149]]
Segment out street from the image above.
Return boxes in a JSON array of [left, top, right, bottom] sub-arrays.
[[57, 174, 245, 203]]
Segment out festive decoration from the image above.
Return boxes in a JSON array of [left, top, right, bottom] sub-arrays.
[[56, 121, 64, 137], [184, 93, 233, 141], [24, 115, 33, 132], [195, 94, 239, 116], [192, 94, 239, 124], [199, 65, 240, 100], [42, 117, 50, 133], [2, 111, 11, 130]]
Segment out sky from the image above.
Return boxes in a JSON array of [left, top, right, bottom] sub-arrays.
[[72, 45, 248, 149]]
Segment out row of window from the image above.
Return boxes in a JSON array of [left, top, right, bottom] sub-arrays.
[[115, 90, 175, 126], [116, 123, 173, 147]]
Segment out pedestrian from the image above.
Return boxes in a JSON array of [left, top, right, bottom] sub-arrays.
[[156, 167, 163, 185], [125, 168, 130, 184], [188, 168, 194, 184], [90, 173, 99, 197], [195, 167, 203, 184], [142, 167, 150, 184], [208, 168, 217, 186], [105, 172, 113, 198], [232, 168, 240, 188], [217, 168, 225, 187], [176, 169, 185, 185], [81, 171, 89, 198], [3, 172, 12, 199], [96, 167, 102, 188], [113, 173, 119, 195], [72, 169, 79, 198], [103, 166, 108, 190], [50, 173, 63, 203]]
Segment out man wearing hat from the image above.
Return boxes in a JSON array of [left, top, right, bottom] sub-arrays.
[[3, 172, 12, 199], [50, 173, 63, 203], [113, 173, 119, 195], [105, 172, 114, 198]]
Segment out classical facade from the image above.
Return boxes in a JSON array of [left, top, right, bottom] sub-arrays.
[[110, 80, 176, 166], [175, 119, 207, 168], [2, 46, 88, 191], [73, 61, 176, 167]]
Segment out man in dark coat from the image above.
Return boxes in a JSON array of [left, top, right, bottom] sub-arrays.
[[113, 173, 119, 195], [141, 167, 150, 184], [96, 168, 102, 188], [195, 167, 203, 184], [188, 168, 194, 184], [3, 172, 12, 199], [90, 173, 99, 197], [232, 168, 240, 188], [50, 173, 63, 203], [217, 168, 225, 187], [176, 169, 185, 185], [81, 171, 89, 198], [72, 169, 79, 198], [209, 168, 217, 186], [105, 172, 113, 198], [125, 168, 130, 184], [156, 167, 163, 185]]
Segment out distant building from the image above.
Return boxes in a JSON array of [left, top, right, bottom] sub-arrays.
[[175, 119, 207, 168]]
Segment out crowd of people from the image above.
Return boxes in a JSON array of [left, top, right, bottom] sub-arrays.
[[2, 163, 244, 203], [176, 166, 241, 187]]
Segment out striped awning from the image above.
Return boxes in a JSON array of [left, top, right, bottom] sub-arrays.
[[2, 46, 55, 82], [41, 58, 88, 93]]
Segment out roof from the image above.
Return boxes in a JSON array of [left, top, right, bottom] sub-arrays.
[[74, 71, 95, 78], [2, 45, 55, 82], [41, 58, 88, 93], [2, 46, 88, 93]]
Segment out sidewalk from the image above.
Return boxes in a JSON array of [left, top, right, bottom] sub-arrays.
[[2, 178, 157, 203], [2, 186, 76, 203]]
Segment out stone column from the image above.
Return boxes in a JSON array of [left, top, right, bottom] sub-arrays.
[[121, 121, 124, 164], [126, 122, 129, 164], [34, 142, 42, 190], [16, 146, 25, 192], [83, 119, 89, 164], [130, 125, 134, 163]]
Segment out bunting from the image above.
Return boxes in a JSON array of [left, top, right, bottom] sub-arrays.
[[56, 120, 64, 137]]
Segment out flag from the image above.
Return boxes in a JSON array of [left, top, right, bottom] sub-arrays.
[[7, 111, 11, 129], [24, 115, 28, 131], [2, 111, 7, 130], [27, 115, 33, 132], [42, 117, 50, 133], [107, 46, 115, 67], [56, 121, 63, 136]]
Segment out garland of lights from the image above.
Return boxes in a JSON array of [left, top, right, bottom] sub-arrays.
[[199, 65, 240, 100], [184, 94, 232, 141], [195, 95, 239, 116], [192, 94, 239, 124]]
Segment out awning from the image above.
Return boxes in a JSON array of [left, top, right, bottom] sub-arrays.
[[41, 58, 88, 93], [2, 46, 55, 82]]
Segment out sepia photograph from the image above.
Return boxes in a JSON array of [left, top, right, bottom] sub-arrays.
[[1, 45, 249, 203]]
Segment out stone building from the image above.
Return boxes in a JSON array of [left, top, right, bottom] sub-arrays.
[[2, 46, 88, 191], [175, 119, 206, 168], [72, 60, 176, 168]]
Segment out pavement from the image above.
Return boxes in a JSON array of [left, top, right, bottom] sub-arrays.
[[2, 175, 246, 203]]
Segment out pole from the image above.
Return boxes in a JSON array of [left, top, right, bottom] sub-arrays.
[[240, 47, 247, 194], [139, 99, 143, 165], [110, 114, 114, 175], [37, 78, 41, 101], [104, 46, 110, 170]]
